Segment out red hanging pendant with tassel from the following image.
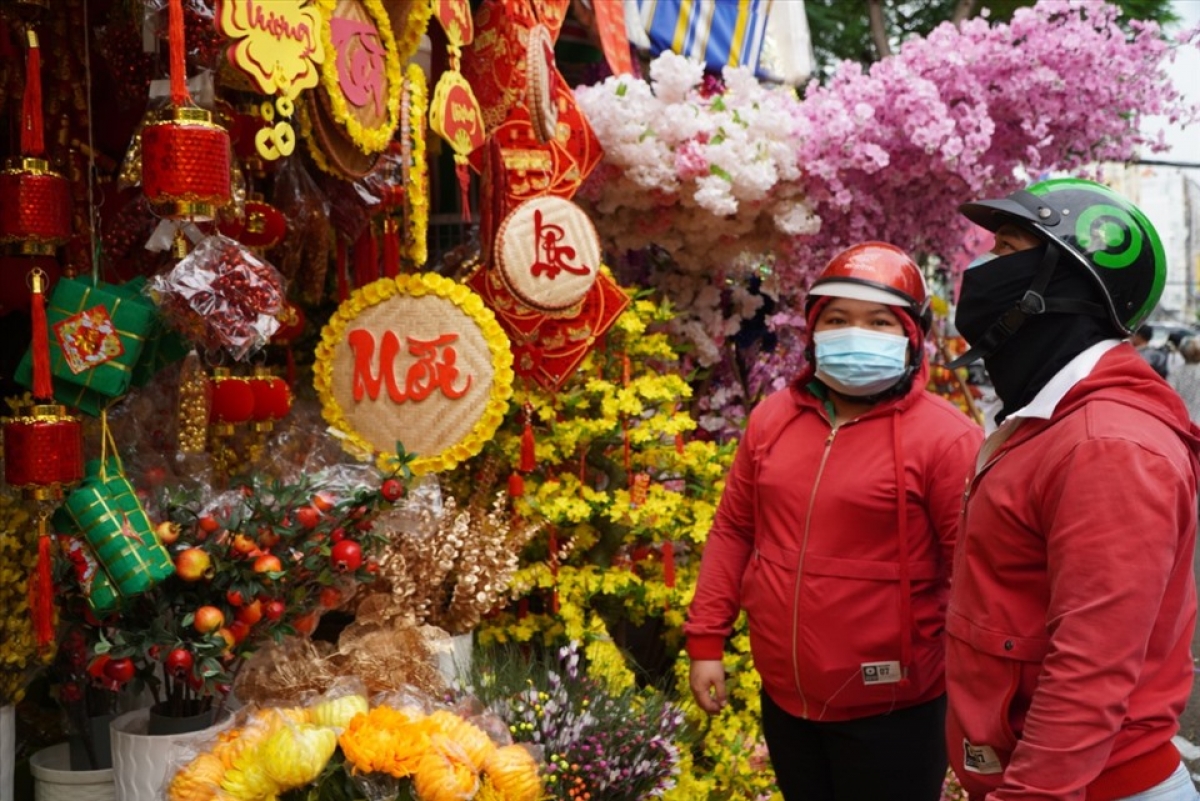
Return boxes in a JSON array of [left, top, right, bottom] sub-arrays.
[[3, 270, 83, 649], [0, 29, 71, 256], [140, 0, 231, 222]]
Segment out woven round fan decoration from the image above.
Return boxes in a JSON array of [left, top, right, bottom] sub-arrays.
[[314, 273, 514, 475], [526, 24, 557, 143], [315, 0, 402, 156], [497, 196, 600, 315]]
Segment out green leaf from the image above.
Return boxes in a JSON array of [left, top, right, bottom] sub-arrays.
[[709, 165, 733, 183]]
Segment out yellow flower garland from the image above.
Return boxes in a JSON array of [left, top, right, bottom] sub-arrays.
[[392, 0, 434, 69], [404, 63, 429, 268], [313, 272, 515, 476], [315, 0, 402, 155]]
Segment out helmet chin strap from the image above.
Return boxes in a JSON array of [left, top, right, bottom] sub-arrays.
[[947, 243, 1108, 369]]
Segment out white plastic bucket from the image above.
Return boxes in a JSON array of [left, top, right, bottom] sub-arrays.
[[30, 743, 115, 801]]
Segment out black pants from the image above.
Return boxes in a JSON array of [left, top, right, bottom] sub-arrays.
[[760, 690, 948, 801]]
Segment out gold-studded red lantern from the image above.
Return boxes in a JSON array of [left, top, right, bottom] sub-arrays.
[[0, 158, 71, 255], [248, 367, 292, 430], [141, 107, 232, 222], [208, 367, 255, 435], [3, 402, 84, 500]]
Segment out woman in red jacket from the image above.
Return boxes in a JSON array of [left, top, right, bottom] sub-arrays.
[[686, 242, 982, 801]]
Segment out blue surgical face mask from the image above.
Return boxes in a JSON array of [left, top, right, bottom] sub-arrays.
[[813, 327, 910, 397], [966, 252, 997, 270]]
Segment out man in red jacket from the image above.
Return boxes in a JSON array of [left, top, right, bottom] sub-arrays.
[[947, 178, 1200, 801], [686, 242, 982, 801]]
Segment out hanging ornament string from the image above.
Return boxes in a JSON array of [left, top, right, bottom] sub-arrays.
[[28, 263, 57, 648], [21, 29, 43, 157], [82, 0, 100, 284], [168, 0, 192, 106], [29, 269, 52, 401]]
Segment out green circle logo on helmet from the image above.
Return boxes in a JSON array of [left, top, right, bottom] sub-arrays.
[[959, 177, 1166, 335]]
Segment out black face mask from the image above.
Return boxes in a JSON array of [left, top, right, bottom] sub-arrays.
[[955, 245, 1112, 423]]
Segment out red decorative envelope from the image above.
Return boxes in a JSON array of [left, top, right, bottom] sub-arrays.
[[467, 261, 630, 392]]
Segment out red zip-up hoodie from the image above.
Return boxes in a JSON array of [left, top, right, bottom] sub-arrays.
[[946, 344, 1200, 800], [685, 362, 982, 721]]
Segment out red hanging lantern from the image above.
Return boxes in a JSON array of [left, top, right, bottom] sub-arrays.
[[140, 0, 231, 221], [0, 31, 70, 255], [3, 404, 84, 500], [218, 197, 287, 250], [0, 159, 71, 255], [141, 107, 232, 222], [248, 367, 292, 430], [208, 368, 255, 433], [3, 269, 82, 500]]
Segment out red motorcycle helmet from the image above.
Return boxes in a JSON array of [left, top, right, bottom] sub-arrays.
[[806, 242, 931, 331]]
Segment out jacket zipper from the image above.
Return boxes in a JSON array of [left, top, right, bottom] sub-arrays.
[[792, 425, 839, 717]]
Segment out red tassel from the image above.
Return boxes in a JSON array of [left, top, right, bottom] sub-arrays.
[[382, 218, 400, 277], [520, 405, 535, 473], [507, 471, 525, 498], [21, 31, 44, 157], [662, 541, 676, 588], [168, 0, 192, 106], [455, 159, 472, 222], [336, 239, 349, 302], [30, 269, 52, 400], [30, 518, 55, 649], [353, 227, 378, 287]]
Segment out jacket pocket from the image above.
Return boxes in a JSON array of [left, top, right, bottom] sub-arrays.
[[945, 609, 1044, 751], [794, 554, 942, 711]]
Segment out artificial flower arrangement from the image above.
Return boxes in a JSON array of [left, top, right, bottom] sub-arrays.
[[454, 641, 687, 801], [435, 295, 785, 798], [53, 460, 404, 726], [362, 456, 545, 637], [578, 2, 1196, 452], [574, 52, 817, 278], [166, 682, 544, 801]]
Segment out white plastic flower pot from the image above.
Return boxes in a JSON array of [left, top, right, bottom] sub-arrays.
[[0, 705, 13, 801], [29, 743, 115, 801], [109, 706, 231, 801]]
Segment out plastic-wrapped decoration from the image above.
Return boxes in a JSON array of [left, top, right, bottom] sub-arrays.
[[145, 234, 284, 360]]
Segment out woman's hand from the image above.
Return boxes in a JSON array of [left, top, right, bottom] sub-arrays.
[[690, 659, 728, 714]]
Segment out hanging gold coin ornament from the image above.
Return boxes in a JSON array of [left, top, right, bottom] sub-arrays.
[[429, 0, 483, 220], [215, 0, 325, 163], [0, 30, 71, 256], [142, 0, 232, 222]]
